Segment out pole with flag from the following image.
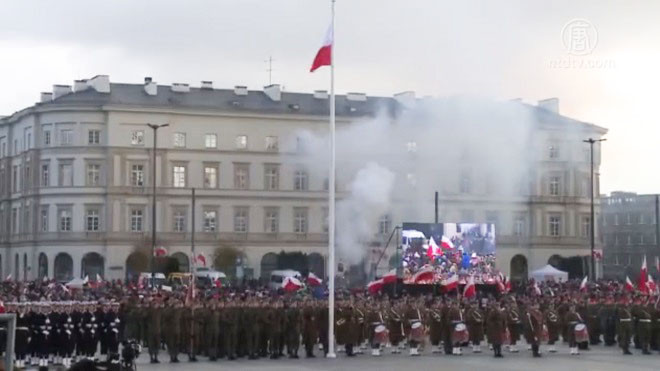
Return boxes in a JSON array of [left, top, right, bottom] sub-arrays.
[[310, 0, 336, 358]]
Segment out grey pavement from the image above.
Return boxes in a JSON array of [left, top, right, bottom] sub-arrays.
[[134, 344, 659, 371]]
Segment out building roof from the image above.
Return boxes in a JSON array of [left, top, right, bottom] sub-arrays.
[[0, 80, 607, 134]]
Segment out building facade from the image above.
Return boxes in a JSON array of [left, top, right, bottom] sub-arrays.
[[0, 75, 607, 283], [601, 191, 660, 279]]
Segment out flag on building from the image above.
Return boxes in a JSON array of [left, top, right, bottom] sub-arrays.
[[154, 246, 168, 257], [196, 253, 207, 267], [310, 24, 333, 72]]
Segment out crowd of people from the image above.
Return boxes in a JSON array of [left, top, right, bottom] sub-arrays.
[[0, 277, 659, 369]]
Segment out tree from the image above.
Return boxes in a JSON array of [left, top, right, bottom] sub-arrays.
[[213, 245, 242, 278]]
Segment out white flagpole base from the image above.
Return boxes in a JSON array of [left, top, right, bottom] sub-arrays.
[[326, 352, 337, 359]]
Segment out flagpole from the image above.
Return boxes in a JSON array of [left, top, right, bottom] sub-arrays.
[[327, 0, 337, 359]]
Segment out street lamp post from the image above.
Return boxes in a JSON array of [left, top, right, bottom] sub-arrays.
[[583, 137, 605, 281], [148, 123, 169, 288]]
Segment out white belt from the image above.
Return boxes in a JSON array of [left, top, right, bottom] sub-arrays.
[[619, 319, 631, 322], [638, 319, 651, 323]]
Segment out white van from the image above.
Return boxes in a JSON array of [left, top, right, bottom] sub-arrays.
[[195, 267, 228, 286], [269, 269, 302, 290]]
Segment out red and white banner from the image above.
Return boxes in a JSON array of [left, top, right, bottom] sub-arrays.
[[307, 272, 323, 287], [646, 275, 657, 293], [195, 253, 207, 267], [310, 24, 333, 72], [382, 269, 397, 284], [441, 275, 459, 291], [463, 275, 476, 298], [367, 279, 385, 294], [282, 276, 303, 292], [412, 266, 434, 284]]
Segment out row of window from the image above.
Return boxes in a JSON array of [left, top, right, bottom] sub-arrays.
[[603, 233, 657, 246], [2, 206, 326, 235], [1, 161, 315, 191], [602, 212, 657, 226], [131, 131, 280, 151]]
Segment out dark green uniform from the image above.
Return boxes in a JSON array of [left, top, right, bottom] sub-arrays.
[[147, 304, 162, 361], [163, 305, 182, 362], [302, 303, 318, 357], [616, 304, 633, 354], [632, 302, 652, 354], [206, 305, 221, 360], [267, 305, 284, 359], [285, 305, 302, 358], [223, 304, 239, 360]]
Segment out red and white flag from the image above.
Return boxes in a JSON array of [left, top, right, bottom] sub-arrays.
[[638, 256, 648, 293], [307, 272, 323, 287], [310, 24, 333, 72], [579, 276, 588, 292], [655, 256, 660, 273], [282, 276, 303, 292], [646, 275, 657, 293], [625, 276, 635, 292], [496, 272, 510, 293], [195, 253, 207, 267], [4, 274, 11, 281], [441, 274, 459, 291], [154, 246, 168, 257], [463, 275, 476, 298], [533, 281, 542, 295], [412, 266, 435, 283], [382, 269, 397, 284], [427, 237, 442, 259], [367, 279, 384, 294], [440, 235, 455, 250]]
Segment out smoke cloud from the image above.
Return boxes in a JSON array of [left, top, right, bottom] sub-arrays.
[[292, 96, 537, 265]]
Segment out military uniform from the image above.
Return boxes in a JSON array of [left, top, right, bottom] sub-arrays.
[[632, 299, 652, 354], [486, 305, 506, 357], [428, 304, 443, 353], [302, 302, 318, 357], [523, 306, 544, 357], [163, 303, 182, 362], [387, 305, 404, 353], [285, 304, 302, 358], [616, 302, 633, 355], [505, 305, 521, 352], [467, 305, 484, 352], [147, 303, 162, 362], [544, 306, 560, 352]]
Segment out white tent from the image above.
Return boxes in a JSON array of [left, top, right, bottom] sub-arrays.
[[65, 277, 86, 289], [529, 264, 568, 282]]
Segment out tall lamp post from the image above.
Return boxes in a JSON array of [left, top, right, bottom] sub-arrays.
[[583, 137, 605, 281], [148, 123, 169, 288]]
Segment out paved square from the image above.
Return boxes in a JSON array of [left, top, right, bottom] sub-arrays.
[[135, 343, 659, 371]]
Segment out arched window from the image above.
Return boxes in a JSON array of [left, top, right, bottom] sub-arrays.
[[171, 252, 190, 273], [126, 251, 148, 281], [307, 252, 325, 278], [260, 252, 278, 279], [54, 253, 73, 281], [81, 252, 104, 279], [38, 253, 48, 279], [510, 254, 528, 282]]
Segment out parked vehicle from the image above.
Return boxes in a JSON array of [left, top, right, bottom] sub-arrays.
[[268, 269, 302, 290]]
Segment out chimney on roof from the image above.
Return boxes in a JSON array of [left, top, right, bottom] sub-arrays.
[[234, 86, 248, 96], [264, 84, 281, 101], [201, 81, 213, 90], [538, 98, 559, 114], [171, 83, 190, 93], [144, 77, 157, 96], [87, 75, 110, 93], [313, 90, 328, 99], [73, 80, 88, 92], [346, 92, 367, 102], [394, 91, 415, 109], [52, 85, 72, 99], [40, 92, 53, 103]]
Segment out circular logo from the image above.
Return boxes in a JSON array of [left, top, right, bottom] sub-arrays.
[[561, 19, 598, 56]]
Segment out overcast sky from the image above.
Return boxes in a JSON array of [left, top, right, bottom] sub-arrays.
[[1, 0, 659, 194]]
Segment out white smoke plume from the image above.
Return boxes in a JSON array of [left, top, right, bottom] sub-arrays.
[[290, 95, 538, 264]]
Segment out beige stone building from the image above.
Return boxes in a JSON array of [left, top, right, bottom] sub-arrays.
[[0, 75, 607, 283]]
